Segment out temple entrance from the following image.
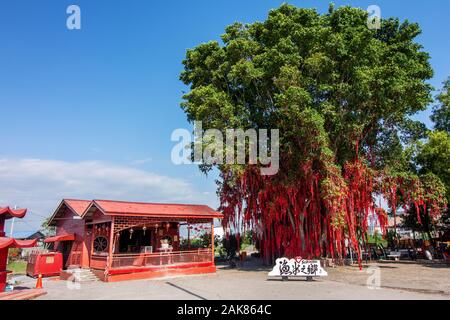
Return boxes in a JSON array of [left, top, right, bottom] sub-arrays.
[[118, 229, 152, 253], [60, 241, 73, 269]]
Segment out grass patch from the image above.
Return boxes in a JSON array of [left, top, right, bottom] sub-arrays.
[[7, 260, 27, 275]]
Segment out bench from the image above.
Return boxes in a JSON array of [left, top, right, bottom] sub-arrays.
[[387, 252, 401, 261]]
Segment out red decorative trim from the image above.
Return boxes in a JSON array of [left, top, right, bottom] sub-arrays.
[[108, 261, 214, 275], [113, 216, 211, 233], [44, 233, 76, 243], [0, 237, 37, 249], [105, 264, 216, 282], [0, 207, 27, 219], [90, 199, 223, 219]]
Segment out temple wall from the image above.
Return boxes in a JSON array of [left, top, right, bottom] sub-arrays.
[[55, 208, 86, 268]]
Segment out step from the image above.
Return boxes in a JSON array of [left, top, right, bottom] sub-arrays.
[[64, 268, 100, 282]]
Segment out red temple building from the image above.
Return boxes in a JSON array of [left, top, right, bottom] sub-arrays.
[[36, 199, 223, 282], [0, 207, 37, 292]]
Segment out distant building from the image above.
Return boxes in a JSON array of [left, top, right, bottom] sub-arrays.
[[368, 209, 419, 240], [8, 231, 46, 258], [367, 211, 383, 235], [387, 215, 404, 230], [10, 231, 45, 241]]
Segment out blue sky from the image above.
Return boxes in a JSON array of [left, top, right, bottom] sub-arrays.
[[1, 0, 449, 234]]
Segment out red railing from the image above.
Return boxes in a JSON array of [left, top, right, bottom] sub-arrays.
[[90, 253, 108, 269], [111, 249, 212, 269]]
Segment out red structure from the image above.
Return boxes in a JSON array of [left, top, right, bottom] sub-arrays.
[[26, 252, 63, 278], [38, 199, 223, 282], [0, 207, 37, 292]]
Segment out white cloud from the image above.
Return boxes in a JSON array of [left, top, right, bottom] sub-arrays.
[[130, 158, 153, 165], [0, 158, 217, 233]]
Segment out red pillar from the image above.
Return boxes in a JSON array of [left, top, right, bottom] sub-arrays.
[[0, 216, 8, 291], [211, 220, 215, 263], [0, 248, 9, 292], [187, 222, 191, 250], [106, 219, 115, 275]]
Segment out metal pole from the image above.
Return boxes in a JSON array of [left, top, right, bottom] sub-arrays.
[[10, 205, 17, 238], [9, 218, 15, 239], [6, 218, 15, 266]]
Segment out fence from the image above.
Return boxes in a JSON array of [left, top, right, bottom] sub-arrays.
[[111, 249, 212, 269]]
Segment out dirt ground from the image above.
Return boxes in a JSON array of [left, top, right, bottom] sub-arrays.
[[10, 259, 450, 300], [326, 260, 450, 296]]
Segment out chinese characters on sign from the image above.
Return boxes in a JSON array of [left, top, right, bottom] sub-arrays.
[[268, 257, 328, 279]]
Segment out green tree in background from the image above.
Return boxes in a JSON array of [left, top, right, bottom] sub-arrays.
[[431, 77, 450, 134], [404, 78, 450, 236], [416, 131, 450, 201]]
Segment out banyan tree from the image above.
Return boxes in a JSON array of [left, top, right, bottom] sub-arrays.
[[179, 4, 447, 266]]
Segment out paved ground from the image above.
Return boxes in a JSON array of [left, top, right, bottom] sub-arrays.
[[326, 260, 450, 296], [11, 259, 450, 300]]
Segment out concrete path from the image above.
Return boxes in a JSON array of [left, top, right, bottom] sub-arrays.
[[15, 261, 447, 300]]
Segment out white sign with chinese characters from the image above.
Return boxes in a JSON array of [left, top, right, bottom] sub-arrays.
[[268, 257, 328, 278]]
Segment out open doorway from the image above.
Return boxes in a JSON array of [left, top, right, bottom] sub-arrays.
[[59, 241, 73, 269]]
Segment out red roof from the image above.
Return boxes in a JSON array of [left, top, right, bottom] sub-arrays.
[[0, 237, 37, 250], [0, 207, 27, 220], [64, 199, 92, 216], [47, 199, 92, 226], [90, 200, 223, 219], [44, 233, 75, 243]]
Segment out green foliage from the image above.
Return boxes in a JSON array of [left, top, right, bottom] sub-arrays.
[[366, 231, 387, 247], [416, 131, 450, 202], [180, 4, 433, 175], [7, 248, 21, 262], [403, 205, 433, 233], [180, 232, 212, 249], [399, 77, 450, 234], [240, 230, 254, 249], [431, 77, 450, 133], [7, 260, 27, 275], [386, 229, 400, 245], [40, 217, 55, 236]]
